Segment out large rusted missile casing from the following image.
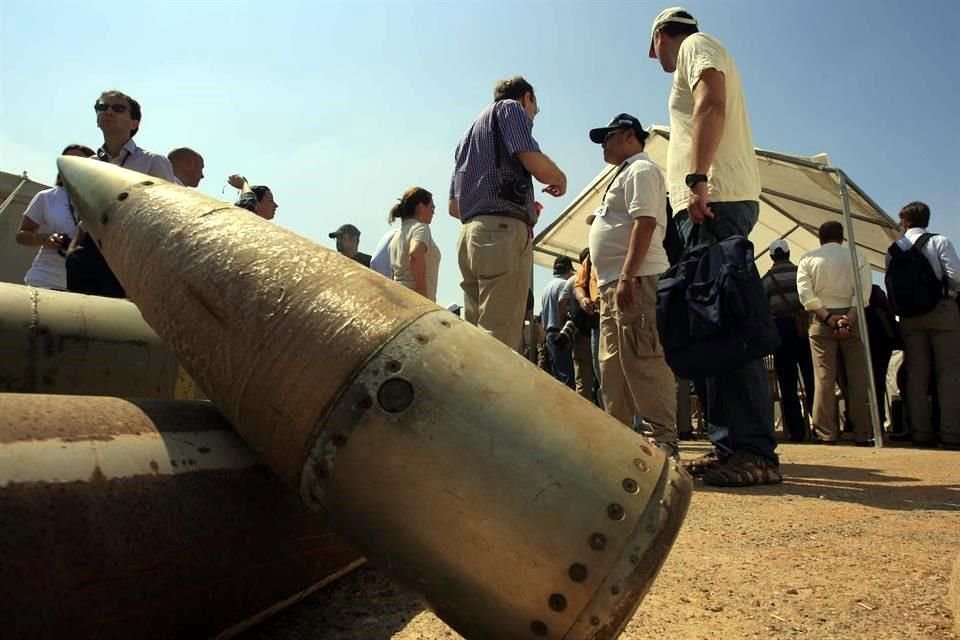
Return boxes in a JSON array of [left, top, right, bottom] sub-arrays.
[[0, 281, 203, 398], [0, 393, 362, 640], [59, 157, 692, 639]]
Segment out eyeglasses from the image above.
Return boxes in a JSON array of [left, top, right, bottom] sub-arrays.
[[95, 103, 129, 114]]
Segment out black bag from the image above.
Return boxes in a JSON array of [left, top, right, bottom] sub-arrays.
[[884, 233, 946, 318], [656, 232, 780, 379]]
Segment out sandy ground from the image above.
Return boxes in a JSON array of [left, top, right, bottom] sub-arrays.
[[242, 442, 959, 640]]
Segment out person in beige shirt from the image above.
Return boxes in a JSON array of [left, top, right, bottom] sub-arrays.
[[797, 221, 874, 445], [649, 7, 778, 486], [389, 187, 441, 302]]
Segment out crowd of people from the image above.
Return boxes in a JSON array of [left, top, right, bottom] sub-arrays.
[[14, 8, 959, 487]]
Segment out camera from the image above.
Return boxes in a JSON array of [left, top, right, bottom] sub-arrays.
[[497, 175, 531, 207], [56, 234, 72, 257], [549, 320, 578, 350]]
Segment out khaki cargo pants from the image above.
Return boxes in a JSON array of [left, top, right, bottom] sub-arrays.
[[598, 275, 677, 443]]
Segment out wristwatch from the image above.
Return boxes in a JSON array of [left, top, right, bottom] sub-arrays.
[[618, 273, 630, 282], [685, 173, 708, 188]]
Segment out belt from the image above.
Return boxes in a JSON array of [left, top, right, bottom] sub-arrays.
[[470, 211, 532, 225]]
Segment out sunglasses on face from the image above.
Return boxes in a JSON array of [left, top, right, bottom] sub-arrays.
[[95, 103, 129, 114], [604, 129, 627, 143]]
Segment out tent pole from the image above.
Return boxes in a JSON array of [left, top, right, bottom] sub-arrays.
[[0, 172, 30, 220], [836, 169, 884, 448]]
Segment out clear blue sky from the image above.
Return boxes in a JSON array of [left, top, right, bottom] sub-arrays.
[[2, 0, 957, 309]]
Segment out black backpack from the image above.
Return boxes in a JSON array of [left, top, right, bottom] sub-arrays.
[[884, 234, 946, 318], [656, 233, 780, 379]]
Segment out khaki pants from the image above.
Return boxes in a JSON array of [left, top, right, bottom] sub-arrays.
[[808, 310, 872, 442], [900, 298, 960, 445], [573, 331, 595, 402], [598, 275, 677, 443], [457, 216, 532, 351]]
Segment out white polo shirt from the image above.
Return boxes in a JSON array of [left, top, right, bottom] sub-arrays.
[[21, 186, 77, 289], [667, 33, 761, 209], [588, 152, 669, 287]]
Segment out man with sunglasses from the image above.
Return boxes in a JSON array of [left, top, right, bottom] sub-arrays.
[[66, 89, 176, 297], [587, 114, 677, 459]]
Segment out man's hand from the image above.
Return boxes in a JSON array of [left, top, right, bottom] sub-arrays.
[[579, 296, 597, 316], [615, 278, 634, 313], [687, 181, 714, 224], [542, 183, 565, 197], [227, 174, 247, 190]]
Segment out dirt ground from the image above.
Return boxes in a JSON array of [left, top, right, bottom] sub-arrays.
[[242, 442, 959, 640]]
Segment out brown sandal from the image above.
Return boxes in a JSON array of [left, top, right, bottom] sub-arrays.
[[703, 452, 783, 487], [682, 451, 724, 477]]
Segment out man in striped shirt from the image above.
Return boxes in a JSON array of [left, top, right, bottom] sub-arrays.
[[449, 76, 567, 350]]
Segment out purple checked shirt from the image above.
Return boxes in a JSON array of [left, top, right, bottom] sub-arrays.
[[449, 100, 540, 224]]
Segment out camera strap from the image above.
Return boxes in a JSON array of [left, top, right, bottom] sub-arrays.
[[490, 104, 531, 177]]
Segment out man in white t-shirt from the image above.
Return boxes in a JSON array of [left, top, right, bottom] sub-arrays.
[[587, 113, 677, 458], [650, 8, 779, 485], [370, 228, 397, 278]]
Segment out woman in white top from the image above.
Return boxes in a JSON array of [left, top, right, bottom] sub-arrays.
[[16, 144, 96, 290], [388, 187, 440, 302]]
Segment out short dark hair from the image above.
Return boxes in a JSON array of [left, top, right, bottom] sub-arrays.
[[251, 185, 271, 203], [167, 147, 202, 163], [579, 247, 590, 263], [61, 143, 95, 157], [898, 201, 930, 229], [494, 76, 534, 102], [658, 11, 700, 38], [98, 89, 142, 137], [818, 221, 844, 244]]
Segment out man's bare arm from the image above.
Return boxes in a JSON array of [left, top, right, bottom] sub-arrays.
[[516, 151, 567, 197], [448, 198, 461, 219], [690, 69, 726, 174]]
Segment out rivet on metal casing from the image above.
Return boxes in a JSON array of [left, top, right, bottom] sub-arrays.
[[530, 620, 548, 636], [610, 585, 621, 595], [355, 394, 373, 410], [568, 563, 588, 582], [140, 181, 154, 186], [415, 334, 429, 345], [378, 378, 415, 413], [633, 458, 649, 473], [588, 533, 607, 551], [117, 192, 128, 201], [548, 593, 567, 612], [385, 359, 402, 374], [638, 444, 653, 457], [622, 478, 639, 494], [607, 503, 625, 521], [440, 320, 451, 327], [100, 212, 109, 225], [590, 616, 601, 625], [630, 554, 640, 565], [331, 434, 347, 447]]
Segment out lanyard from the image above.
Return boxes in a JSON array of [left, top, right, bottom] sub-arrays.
[[601, 161, 631, 202]]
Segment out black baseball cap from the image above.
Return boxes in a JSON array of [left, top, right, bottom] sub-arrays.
[[589, 113, 649, 144], [329, 224, 361, 238]]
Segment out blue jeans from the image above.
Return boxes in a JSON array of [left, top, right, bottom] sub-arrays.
[[546, 335, 575, 389], [676, 201, 779, 466]]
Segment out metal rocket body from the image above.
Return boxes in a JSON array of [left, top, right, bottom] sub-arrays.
[[57, 157, 692, 639]]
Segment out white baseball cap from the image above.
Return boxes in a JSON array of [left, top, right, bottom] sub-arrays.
[[769, 239, 790, 255], [649, 7, 699, 58]]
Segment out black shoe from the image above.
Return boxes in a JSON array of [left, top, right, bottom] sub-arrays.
[[855, 440, 875, 447]]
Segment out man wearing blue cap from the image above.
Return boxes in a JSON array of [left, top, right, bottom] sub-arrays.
[[587, 113, 677, 459]]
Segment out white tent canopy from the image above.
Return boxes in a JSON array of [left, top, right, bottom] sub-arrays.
[[533, 126, 901, 275]]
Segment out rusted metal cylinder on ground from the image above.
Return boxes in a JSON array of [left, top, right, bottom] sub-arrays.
[[58, 157, 692, 639], [0, 281, 203, 399], [0, 393, 362, 640]]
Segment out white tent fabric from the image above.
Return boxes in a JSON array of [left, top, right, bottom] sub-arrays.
[[533, 126, 901, 275]]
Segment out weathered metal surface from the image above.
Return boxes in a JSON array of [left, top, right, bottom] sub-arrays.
[[0, 282, 204, 399], [57, 157, 692, 639], [0, 393, 362, 640]]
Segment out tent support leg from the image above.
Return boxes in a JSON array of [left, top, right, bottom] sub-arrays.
[[837, 169, 884, 448]]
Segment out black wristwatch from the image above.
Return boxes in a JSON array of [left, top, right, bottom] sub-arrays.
[[685, 173, 708, 189]]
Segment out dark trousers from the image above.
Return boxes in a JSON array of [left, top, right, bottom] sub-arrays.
[[677, 201, 778, 466], [773, 316, 815, 441], [65, 241, 126, 298]]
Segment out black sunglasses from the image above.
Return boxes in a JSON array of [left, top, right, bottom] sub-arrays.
[[95, 103, 129, 114]]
